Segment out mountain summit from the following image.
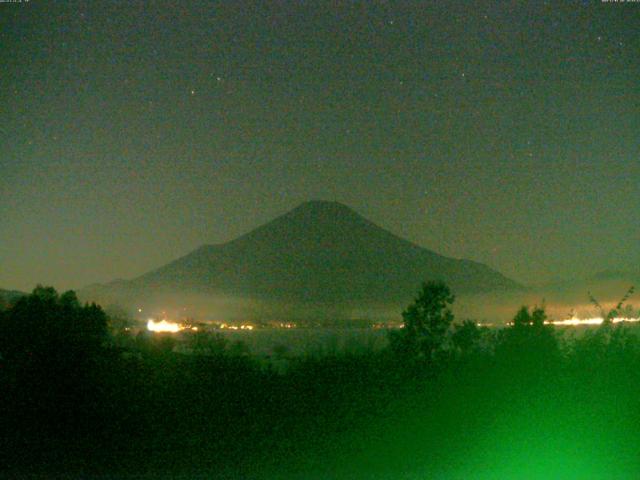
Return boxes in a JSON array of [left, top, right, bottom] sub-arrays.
[[81, 201, 519, 318]]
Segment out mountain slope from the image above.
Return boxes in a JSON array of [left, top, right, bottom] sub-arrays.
[[0, 288, 26, 307], [114, 201, 519, 308]]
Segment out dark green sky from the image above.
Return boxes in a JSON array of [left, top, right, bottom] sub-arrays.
[[1, 0, 639, 291]]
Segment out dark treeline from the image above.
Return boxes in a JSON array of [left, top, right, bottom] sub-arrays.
[[1, 283, 640, 479]]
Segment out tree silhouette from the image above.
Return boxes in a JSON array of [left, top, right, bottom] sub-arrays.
[[451, 319, 484, 356], [589, 285, 635, 325], [512, 305, 546, 329], [390, 281, 455, 362], [574, 286, 638, 366], [0, 286, 110, 451], [496, 305, 559, 371], [0, 285, 108, 363]]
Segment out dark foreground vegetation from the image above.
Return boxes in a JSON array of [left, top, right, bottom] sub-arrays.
[[2, 284, 640, 479]]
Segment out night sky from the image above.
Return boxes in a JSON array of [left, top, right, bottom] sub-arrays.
[[2, 0, 639, 292]]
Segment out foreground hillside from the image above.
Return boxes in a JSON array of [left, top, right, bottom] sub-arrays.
[[2, 286, 640, 479]]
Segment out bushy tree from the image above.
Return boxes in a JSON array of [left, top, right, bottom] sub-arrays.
[[569, 287, 639, 368], [496, 305, 559, 371], [390, 281, 455, 362], [451, 319, 484, 356], [0, 286, 110, 444], [512, 305, 546, 328], [0, 285, 108, 362], [589, 285, 635, 325]]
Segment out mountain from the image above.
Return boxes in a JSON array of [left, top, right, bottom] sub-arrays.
[[592, 270, 640, 283], [81, 201, 520, 318]]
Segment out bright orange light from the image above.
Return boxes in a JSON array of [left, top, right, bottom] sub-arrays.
[[147, 319, 182, 333], [546, 316, 640, 327]]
